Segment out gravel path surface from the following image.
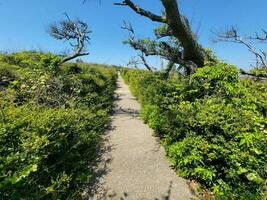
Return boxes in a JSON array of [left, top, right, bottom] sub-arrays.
[[90, 75, 192, 200]]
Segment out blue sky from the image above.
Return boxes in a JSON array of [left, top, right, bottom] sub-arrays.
[[0, 0, 266, 69]]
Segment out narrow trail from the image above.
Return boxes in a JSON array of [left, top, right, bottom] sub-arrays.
[[90, 75, 192, 200]]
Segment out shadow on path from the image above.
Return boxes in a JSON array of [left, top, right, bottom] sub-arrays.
[[86, 76, 192, 200], [89, 181, 175, 200], [115, 107, 140, 118], [86, 122, 116, 198]]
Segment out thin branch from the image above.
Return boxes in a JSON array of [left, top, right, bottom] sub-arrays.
[[250, 29, 267, 42], [212, 26, 267, 68], [114, 0, 166, 23], [163, 60, 175, 78], [126, 56, 140, 68], [121, 20, 134, 34], [138, 52, 156, 71]]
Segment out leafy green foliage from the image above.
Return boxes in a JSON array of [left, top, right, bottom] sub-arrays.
[[0, 51, 117, 199], [0, 51, 61, 73], [121, 64, 267, 199]]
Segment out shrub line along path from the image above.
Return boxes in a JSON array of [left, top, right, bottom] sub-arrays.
[[90, 75, 192, 200]]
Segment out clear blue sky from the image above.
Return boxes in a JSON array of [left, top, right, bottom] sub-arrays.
[[0, 0, 266, 69]]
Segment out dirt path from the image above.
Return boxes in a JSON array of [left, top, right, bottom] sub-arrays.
[[90, 75, 192, 200]]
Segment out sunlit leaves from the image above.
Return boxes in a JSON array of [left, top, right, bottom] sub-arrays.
[[0, 52, 117, 199], [121, 63, 267, 199]]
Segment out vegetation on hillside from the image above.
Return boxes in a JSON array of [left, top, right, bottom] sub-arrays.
[[121, 63, 267, 199], [0, 1, 266, 199], [0, 51, 117, 199]]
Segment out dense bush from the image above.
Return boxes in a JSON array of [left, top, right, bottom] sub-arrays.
[[0, 51, 62, 75], [121, 64, 267, 199], [0, 52, 117, 199]]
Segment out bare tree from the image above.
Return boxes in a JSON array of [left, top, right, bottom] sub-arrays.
[[122, 21, 157, 72], [49, 14, 91, 63], [115, 0, 209, 76], [121, 20, 193, 77], [213, 26, 267, 68], [126, 56, 141, 68], [213, 26, 267, 78]]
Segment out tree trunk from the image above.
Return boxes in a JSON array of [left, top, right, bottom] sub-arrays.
[[163, 61, 174, 78], [161, 0, 207, 67]]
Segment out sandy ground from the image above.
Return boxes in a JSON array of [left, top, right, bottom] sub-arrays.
[[89, 76, 192, 200]]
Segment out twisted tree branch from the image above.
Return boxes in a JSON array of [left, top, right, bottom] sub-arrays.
[[49, 14, 91, 63], [115, 0, 166, 23]]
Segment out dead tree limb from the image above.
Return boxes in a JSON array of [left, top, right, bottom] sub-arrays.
[[114, 0, 166, 23], [122, 20, 198, 75], [115, 0, 208, 71], [49, 13, 91, 63], [126, 56, 140, 68], [161, 0, 206, 67], [213, 26, 267, 79], [250, 29, 267, 42], [138, 52, 156, 71], [213, 26, 267, 68]]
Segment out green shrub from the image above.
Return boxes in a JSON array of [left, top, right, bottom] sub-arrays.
[[0, 105, 108, 199], [0, 51, 116, 199], [122, 64, 267, 199], [0, 51, 61, 74]]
